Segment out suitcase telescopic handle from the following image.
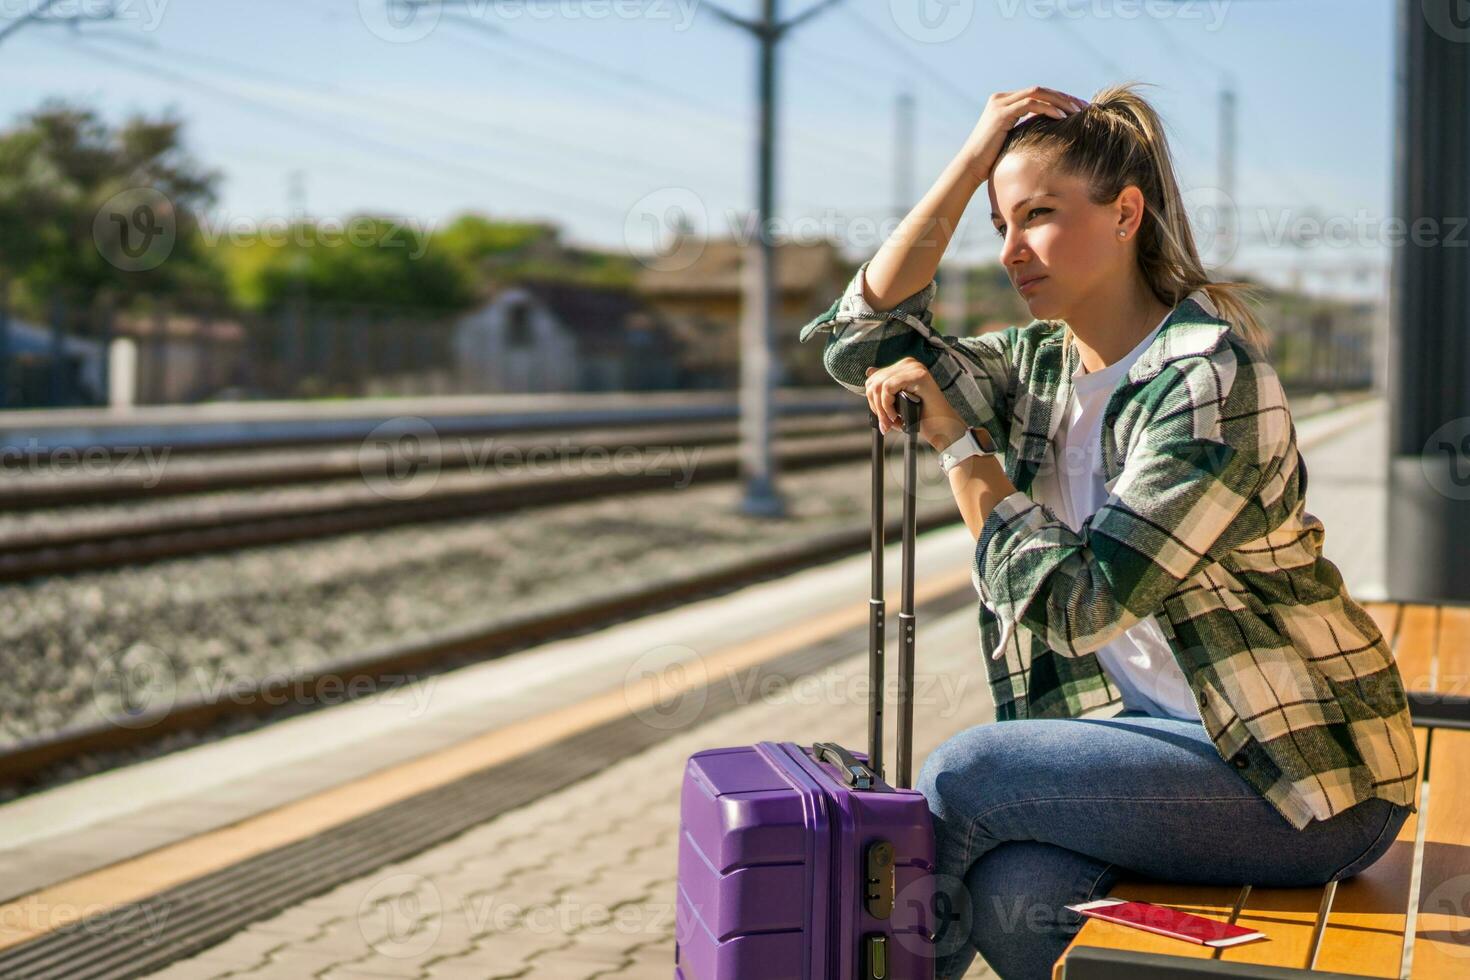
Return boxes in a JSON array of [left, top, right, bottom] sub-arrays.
[[868, 391, 923, 790]]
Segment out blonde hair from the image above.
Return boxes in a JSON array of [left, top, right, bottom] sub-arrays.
[[995, 80, 1270, 361]]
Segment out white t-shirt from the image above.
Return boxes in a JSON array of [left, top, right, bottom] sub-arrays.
[[1030, 314, 1203, 722]]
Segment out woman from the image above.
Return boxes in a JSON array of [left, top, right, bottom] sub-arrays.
[[798, 82, 1419, 980]]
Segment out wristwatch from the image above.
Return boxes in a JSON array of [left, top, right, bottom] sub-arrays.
[[938, 427, 998, 474]]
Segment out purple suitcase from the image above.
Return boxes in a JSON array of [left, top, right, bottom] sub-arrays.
[[674, 393, 937, 979]]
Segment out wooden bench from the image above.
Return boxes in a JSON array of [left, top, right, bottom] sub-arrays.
[[1052, 600, 1470, 979]]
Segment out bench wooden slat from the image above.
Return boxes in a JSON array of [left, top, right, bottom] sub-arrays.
[[1311, 724, 1429, 976], [1170, 726, 1431, 975], [1051, 732, 1428, 978], [1395, 604, 1438, 699], [1050, 883, 1230, 978], [1362, 601, 1401, 651], [1411, 727, 1470, 978], [1208, 882, 1338, 970], [1435, 606, 1470, 701], [1053, 601, 1436, 978]]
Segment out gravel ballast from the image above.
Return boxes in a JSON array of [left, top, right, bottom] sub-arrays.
[[0, 452, 957, 800]]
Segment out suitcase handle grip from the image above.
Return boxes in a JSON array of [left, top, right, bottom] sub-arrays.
[[812, 741, 876, 790], [896, 388, 923, 430]]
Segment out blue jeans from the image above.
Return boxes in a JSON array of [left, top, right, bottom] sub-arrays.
[[914, 708, 1412, 980]]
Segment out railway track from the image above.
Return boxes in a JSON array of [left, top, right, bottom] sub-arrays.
[[0, 412, 859, 510], [0, 419, 878, 581], [0, 499, 966, 792], [0, 391, 1376, 582], [0, 391, 1380, 795]]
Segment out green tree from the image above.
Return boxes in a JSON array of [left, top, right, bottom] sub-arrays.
[[433, 212, 640, 291], [0, 99, 225, 313], [220, 216, 475, 314]]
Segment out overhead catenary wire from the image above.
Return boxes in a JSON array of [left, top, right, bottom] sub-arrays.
[[359, 0, 900, 181], [433, 10, 897, 182], [82, 29, 736, 199], [50, 35, 640, 223], [837, 3, 984, 117], [37, 40, 582, 221]]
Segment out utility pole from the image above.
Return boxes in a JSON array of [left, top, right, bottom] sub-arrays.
[[712, 0, 850, 518], [287, 170, 309, 307], [404, 0, 849, 518], [735, 0, 786, 516], [1217, 82, 1236, 268], [279, 170, 310, 394], [893, 90, 915, 226]]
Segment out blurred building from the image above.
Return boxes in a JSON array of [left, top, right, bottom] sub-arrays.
[[635, 238, 851, 388], [111, 311, 251, 404], [451, 281, 683, 393]]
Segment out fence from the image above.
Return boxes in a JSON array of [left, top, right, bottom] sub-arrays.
[[0, 284, 1379, 410], [0, 286, 461, 409]]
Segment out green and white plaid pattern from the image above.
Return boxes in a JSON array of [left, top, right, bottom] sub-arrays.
[[800, 259, 1419, 830]]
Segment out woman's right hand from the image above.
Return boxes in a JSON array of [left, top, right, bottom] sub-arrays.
[[959, 86, 1089, 185]]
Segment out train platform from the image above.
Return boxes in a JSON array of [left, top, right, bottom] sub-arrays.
[[0, 399, 1388, 979], [0, 389, 856, 455]]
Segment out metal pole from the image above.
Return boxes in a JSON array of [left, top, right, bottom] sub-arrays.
[[893, 90, 915, 224], [896, 392, 921, 789], [738, 0, 786, 517], [48, 294, 65, 407], [1386, 0, 1470, 601], [868, 409, 886, 782], [0, 280, 9, 408], [1217, 84, 1236, 265]]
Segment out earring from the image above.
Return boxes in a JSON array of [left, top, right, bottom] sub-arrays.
[[1117, 230, 1126, 238]]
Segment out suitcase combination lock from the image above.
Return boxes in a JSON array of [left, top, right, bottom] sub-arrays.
[[864, 840, 896, 918]]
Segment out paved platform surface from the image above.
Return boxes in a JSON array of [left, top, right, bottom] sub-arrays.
[[130, 401, 1384, 980], [141, 595, 1002, 979], [0, 516, 979, 904], [1296, 395, 1388, 600]]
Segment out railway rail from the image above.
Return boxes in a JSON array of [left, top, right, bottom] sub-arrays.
[[0, 392, 1380, 802], [0, 419, 871, 581], [0, 412, 860, 510], [0, 498, 965, 792]]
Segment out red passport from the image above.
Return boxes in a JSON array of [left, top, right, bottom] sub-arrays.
[[1066, 898, 1268, 948]]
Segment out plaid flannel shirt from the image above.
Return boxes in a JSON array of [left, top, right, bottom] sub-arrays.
[[800, 259, 1419, 830]]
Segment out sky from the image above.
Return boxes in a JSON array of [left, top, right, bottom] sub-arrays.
[[0, 0, 1398, 300]]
